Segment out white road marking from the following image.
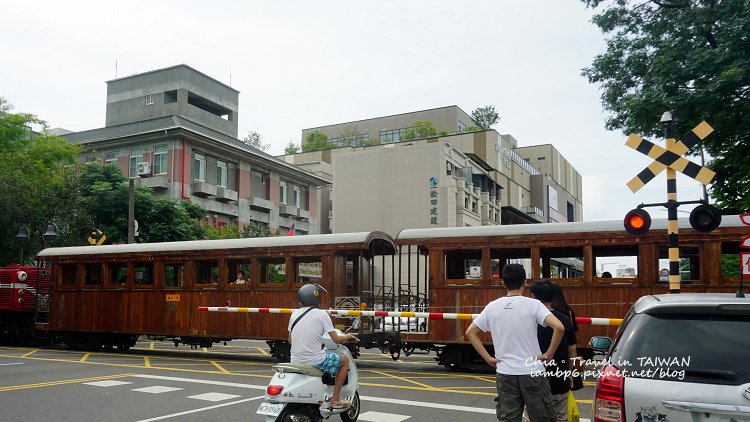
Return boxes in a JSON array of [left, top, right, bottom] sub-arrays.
[[359, 411, 411, 421], [132, 374, 265, 390], [84, 380, 132, 387], [0, 363, 24, 366], [187, 392, 242, 402], [134, 396, 264, 422], [132, 386, 184, 394], [361, 395, 496, 415]]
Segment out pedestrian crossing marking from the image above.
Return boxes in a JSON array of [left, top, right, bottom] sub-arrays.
[[132, 386, 184, 394], [186, 392, 242, 402]]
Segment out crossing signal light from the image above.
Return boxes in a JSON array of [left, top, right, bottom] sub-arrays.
[[689, 204, 722, 233], [624, 209, 651, 235]]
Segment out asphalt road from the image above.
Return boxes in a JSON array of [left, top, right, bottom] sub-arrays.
[[0, 339, 595, 421]]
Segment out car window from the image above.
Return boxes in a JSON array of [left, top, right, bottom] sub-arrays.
[[610, 313, 750, 385]]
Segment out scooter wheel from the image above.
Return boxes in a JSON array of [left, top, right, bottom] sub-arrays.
[[340, 391, 360, 422]]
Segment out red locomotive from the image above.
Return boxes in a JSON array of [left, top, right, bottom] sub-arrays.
[[0, 264, 51, 341]]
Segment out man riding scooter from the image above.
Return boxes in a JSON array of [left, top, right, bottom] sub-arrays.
[[288, 284, 357, 410]]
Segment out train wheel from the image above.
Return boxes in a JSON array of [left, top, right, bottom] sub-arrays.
[[388, 343, 400, 361], [117, 344, 131, 352]]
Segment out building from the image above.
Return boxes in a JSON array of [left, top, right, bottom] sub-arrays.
[[282, 106, 583, 236], [64, 64, 327, 234]]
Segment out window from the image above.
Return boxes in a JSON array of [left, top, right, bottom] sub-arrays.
[[217, 160, 227, 187], [293, 186, 301, 208], [457, 120, 466, 132], [104, 151, 118, 166], [109, 263, 128, 287], [378, 128, 408, 143], [594, 245, 639, 281], [260, 258, 286, 284], [280, 180, 288, 204], [444, 250, 483, 282], [252, 170, 269, 199], [129, 148, 144, 178], [195, 260, 219, 285], [61, 264, 77, 287], [194, 153, 206, 182], [164, 263, 184, 288], [490, 248, 533, 284], [228, 259, 251, 285], [83, 264, 102, 286], [153, 145, 168, 175], [540, 247, 584, 279], [295, 257, 322, 284], [145, 95, 154, 105], [133, 262, 153, 286], [164, 90, 177, 104], [83, 155, 99, 165]]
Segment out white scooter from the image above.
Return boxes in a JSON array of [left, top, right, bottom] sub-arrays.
[[257, 319, 361, 422]]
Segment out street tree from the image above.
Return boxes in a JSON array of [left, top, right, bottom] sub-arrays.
[[284, 140, 300, 154], [242, 130, 270, 152], [581, 0, 750, 213], [470, 105, 500, 130], [0, 98, 84, 265]]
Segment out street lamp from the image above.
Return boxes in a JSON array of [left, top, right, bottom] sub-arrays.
[[14, 223, 58, 264], [14, 226, 30, 264]]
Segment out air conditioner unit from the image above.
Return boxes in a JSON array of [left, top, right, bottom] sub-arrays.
[[137, 162, 151, 178]]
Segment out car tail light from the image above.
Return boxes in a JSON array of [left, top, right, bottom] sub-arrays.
[[595, 364, 624, 422], [266, 385, 284, 395]]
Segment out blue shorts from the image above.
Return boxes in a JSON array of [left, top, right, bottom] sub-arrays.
[[313, 352, 341, 375]]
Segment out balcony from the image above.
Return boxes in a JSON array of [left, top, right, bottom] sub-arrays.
[[216, 186, 238, 203], [521, 206, 545, 218], [279, 203, 299, 217], [192, 181, 217, 197], [141, 175, 169, 190], [249, 196, 274, 211]]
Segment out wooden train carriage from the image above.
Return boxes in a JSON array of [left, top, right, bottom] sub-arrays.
[[392, 215, 749, 369], [36, 232, 396, 354]]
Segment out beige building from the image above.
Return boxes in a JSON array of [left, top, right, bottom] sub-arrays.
[[282, 107, 583, 236]]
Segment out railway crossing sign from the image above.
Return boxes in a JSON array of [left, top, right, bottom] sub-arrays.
[[87, 229, 106, 246], [626, 121, 716, 193], [742, 253, 750, 276]]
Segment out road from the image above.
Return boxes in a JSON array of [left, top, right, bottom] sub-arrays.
[[0, 339, 595, 421]]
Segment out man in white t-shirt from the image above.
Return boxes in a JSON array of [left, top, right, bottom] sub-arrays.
[[465, 264, 564, 422], [288, 283, 357, 410]]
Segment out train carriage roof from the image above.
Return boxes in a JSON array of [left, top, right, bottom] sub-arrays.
[[37, 231, 396, 258], [396, 215, 746, 241]]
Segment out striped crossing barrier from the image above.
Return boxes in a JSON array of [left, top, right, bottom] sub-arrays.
[[198, 306, 623, 326]]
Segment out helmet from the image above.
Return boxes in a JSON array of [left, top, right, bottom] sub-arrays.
[[298, 283, 327, 307]]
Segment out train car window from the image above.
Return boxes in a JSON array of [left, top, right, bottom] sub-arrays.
[[133, 262, 154, 286], [83, 263, 102, 286], [60, 263, 77, 287], [260, 257, 286, 284], [540, 247, 584, 279], [490, 248, 532, 284], [195, 260, 219, 286], [164, 263, 184, 289], [720, 241, 741, 282], [227, 259, 251, 286], [444, 250, 482, 285], [593, 245, 639, 281], [658, 244, 700, 284], [294, 257, 322, 284], [108, 263, 128, 287]]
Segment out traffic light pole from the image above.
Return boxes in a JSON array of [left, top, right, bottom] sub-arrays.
[[664, 122, 681, 293]]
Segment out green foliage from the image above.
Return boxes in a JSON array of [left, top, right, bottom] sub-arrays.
[[284, 140, 300, 155], [438, 130, 450, 136], [465, 125, 483, 133], [402, 120, 437, 140], [581, 0, 750, 213], [721, 254, 741, 278], [0, 98, 85, 264], [242, 130, 270, 152], [470, 105, 500, 130], [302, 130, 335, 152], [205, 222, 279, 240]]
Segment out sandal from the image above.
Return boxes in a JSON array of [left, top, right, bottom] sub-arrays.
[[327, 400, 351, 410]]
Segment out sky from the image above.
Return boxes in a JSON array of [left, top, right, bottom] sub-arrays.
[[1, 0, 713, 222]]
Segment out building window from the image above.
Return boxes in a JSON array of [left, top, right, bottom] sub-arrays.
[[446, 161, 454, 175], [104, 151, 118, 166], [83, 155, 99, 165], [217, 160, 227, 187], [280, 180, 288, 204], [145, 95, 154, 105], [194, 153, 206, 182], [458, 120, 466, 132], [129, 148, 144, 178], [153, 145, 168, 175], [378, 128, 408, 144], [293, 186, 301, 208]]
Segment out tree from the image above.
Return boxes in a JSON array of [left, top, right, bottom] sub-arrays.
[[284, 140, 300, 155], [302, 130, 335, 152], [402, 120, 437, 140], [242, 130, 270, 152], [581, 0, 750, 213], [470, 105, 500, 130], [0, 98, 84, 265]]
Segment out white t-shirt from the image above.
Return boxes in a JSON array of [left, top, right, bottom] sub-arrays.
[[473, 295, 551, 375], [288, 307, 335, 366]]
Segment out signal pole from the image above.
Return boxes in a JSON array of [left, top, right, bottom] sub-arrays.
[[660, 112, 681, 293]]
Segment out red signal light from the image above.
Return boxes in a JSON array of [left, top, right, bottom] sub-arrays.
[[624, 209, 651, 235], [266, 385, 284, 395]]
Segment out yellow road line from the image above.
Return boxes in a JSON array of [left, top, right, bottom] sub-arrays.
[[79, 352, 90, 363], [202, 347, 208, 352], [144, 357, 151, 368], [0, 373, 134, 393], [256, 347, 269, 356], [149, 342, 155, 350], [360, 381, 497, 396], [210, 361, 230, 374], [368, 370, 434, 389], [21, 349, 38, 358]]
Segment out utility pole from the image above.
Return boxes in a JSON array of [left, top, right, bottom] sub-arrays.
[[128, 178, 135, 244]]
